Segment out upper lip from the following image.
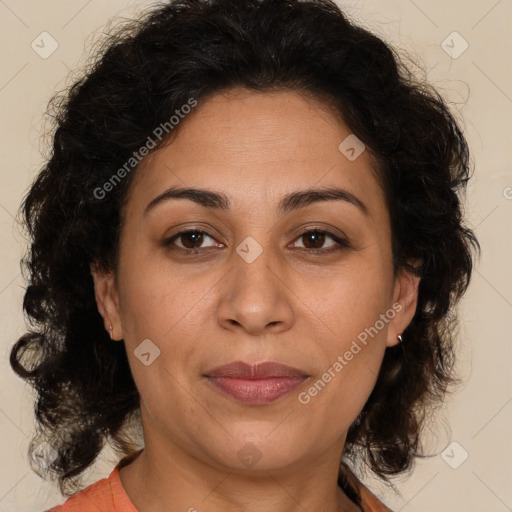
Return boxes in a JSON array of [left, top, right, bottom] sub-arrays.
[[205, 361, 309, 379]]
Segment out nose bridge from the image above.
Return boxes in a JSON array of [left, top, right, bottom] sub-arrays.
[[231, 233, 280, 301], [216, 232, 294, 334]]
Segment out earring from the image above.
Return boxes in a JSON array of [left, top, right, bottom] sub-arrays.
[[109, 325, 113, 339], [397, 334, 403, 343]]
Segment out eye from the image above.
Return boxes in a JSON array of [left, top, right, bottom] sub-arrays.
[[162, 228, 350, 256], [290, 229, 351, 254], [163, 230, 221, 254]]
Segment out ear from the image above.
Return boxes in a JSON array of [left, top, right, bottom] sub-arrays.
[[386, 259, 422, 348], [90, 262, 123, 341]]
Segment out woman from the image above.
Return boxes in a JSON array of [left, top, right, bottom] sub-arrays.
[[10, 0, 479, 511]]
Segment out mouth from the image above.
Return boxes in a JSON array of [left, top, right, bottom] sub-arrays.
[[204, 361, 309, 405]]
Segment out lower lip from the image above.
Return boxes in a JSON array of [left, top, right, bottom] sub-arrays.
[[206, 376, 307, 404]]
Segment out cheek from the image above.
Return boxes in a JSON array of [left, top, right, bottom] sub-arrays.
[[303, 256, 392, 406], [116, 258, 220, 405], [318, 253, 393, 338], [299, 289, 389, 431], [116, 246, 212, 341]]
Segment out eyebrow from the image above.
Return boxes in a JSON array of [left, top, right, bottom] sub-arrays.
[[144, 185, 369, 217]]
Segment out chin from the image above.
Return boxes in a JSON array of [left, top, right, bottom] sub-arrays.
[[202, 429, 310, 473]]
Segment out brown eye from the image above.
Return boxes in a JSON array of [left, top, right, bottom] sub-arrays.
[[163, 228, 350, 256], [163, 230, 220, 253], [179, 231, 206, 249], [292, 229, 350, 253], [301, 231, 327, 249]]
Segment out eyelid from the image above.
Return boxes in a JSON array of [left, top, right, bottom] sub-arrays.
[[163, 227, 351, 254], [291, 228, 351, 250], [163, 229, 222, 251]]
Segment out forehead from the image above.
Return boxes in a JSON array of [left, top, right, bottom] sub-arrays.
[[124, 87, 387, 221]]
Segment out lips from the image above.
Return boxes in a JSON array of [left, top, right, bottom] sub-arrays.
[[204, 361, 309, 405], [206, 361, 308, 379]]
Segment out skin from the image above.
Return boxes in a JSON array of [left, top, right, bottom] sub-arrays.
[[91, 87, 420, 512]]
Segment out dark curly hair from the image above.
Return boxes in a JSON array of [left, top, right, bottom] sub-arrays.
[[10, 0, 479, 500]]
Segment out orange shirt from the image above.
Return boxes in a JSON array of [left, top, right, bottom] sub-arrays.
[[45, 462, 137, 512], [45, 459, 392, 512]]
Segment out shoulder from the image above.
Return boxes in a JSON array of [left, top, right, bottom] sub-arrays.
[[43, 469, 118, 512], [43, 451, 142, 512], [338, 462, 393, 512], [359, 484, 394, 512]]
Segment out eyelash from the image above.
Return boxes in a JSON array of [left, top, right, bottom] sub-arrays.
[[162, 228, 351, 256]]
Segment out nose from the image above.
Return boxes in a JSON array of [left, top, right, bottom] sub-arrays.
[[216, 244, 295, 336]]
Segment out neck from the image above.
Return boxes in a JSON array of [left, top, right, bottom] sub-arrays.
[[119, 443, 361, 512]]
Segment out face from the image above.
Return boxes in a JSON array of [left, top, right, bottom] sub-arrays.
[[92, 87, 420, 475]]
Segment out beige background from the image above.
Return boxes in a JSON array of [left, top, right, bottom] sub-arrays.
[[1, 1, 511, 511]]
